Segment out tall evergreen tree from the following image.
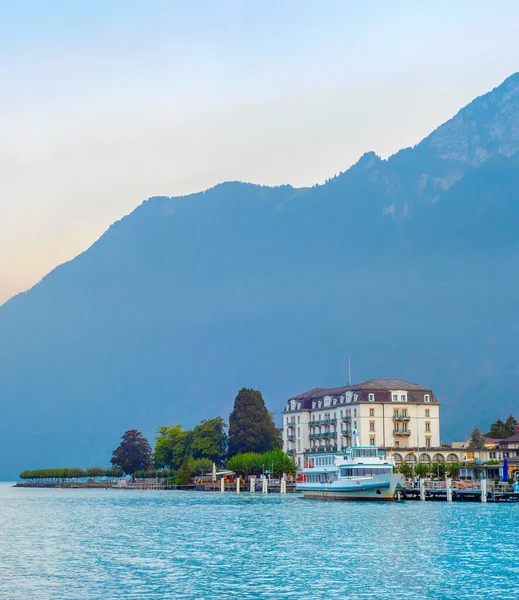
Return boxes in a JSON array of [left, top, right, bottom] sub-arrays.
[[110, 429, 152, 476], [228, 388, 281, 456], [504, 415, 519, 437], [468, 426, 486, 449], [487, 418, 508, 439]]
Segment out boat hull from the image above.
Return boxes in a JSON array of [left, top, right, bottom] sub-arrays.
[[297, 473, 402, 501]]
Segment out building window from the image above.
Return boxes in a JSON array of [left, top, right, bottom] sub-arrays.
[[369, 408, 375, 417], [424, 394, 430, 403], [369, 421, 375, 431], [297, 427, 300, 437], [425, 438, 431, 448], [392, 394, 398, 402], [402, 409, 407, 418], [425, 409, 430, 418], [354, 409, 357, 418], [297, 416, 300, 423], [370, 438, 376, 446], [369, 393, 375, 402], [425, 422, 430, 432], [400, 394, 406, 402], [395, 441, 400, 448], [297, 441, 301, 451]]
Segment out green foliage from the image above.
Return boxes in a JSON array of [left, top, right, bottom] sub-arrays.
[[191, 418, 228, 464], [154, 424, 191, 470], [19, 467, 114, 481], [175, 458, 195, 485], [104, 466, 123, 478], [85, 466, 105, 479], [468, 426, 486, 449], [226, 449, 296, 476], [228, 388, 281, 456], [398, 462, 412, 477], [191, 458, 213, 476], [446, 462, 460, 478], [415, 463, 429, 477], [487, 416, 517, 439], [110, 429, 152, 476], [430, 461, 447, 478]]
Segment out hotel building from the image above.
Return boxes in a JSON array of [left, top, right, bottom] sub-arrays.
[[283, 378, 440, 469]]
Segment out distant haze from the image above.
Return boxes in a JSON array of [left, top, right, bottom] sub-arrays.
[[2, 0, 519, 304]]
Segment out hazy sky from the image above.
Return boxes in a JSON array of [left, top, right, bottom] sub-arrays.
[[2, 0, 519, 304]]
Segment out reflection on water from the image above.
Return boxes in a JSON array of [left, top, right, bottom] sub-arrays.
[[0, 483, 518, 599]]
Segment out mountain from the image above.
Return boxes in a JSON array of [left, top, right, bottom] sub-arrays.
[[2, 74, 519, 479]]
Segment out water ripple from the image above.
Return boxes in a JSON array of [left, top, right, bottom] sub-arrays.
[[0, 484, 517, 599]]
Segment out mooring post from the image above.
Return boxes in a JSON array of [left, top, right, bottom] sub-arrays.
[[281, 477, 286, 494], [419, 478, 426, 501], [236, 478, 240, 494], [481, 478, 487, 503], [262, 477, 268, 494], [220, 478, 225, 493], [250, 477, 255, 493], [446, 477, 453, 502]]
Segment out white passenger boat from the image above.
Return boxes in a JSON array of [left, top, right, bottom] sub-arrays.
[[296, 446, 402, 501]]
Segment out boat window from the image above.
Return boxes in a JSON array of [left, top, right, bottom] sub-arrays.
[[340, 468, 392, 477]]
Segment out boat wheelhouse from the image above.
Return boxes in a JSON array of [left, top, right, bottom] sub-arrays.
[[297, 446, 402, 501]]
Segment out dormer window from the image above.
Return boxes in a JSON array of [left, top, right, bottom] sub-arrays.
[[400, 395, 406, 402], [392, 394, 398, 402], [424, 394, 430, 403], [368, 393, 375, 402]]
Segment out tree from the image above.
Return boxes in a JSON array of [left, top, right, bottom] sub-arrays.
[[111, 429, 152, 476], [104, 466, 123, 479], [446, 462, 460, 478], [226, 449, 296, 476], [415, 463, 429, 477], [85, 466, 104, 480], [228, 388, 281, 456], [468, 426, 486, 449], [154, 424, 191, 470], [398, 462, 412, 477], [430, 461, 446, 479], [504, 415, 518, 437], [190, 417, 228, 464], [487, 418, 507, 439]]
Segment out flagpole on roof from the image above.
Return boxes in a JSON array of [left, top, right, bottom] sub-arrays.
[[348, 356, 351, 386]]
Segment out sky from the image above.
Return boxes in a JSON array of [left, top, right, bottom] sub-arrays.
[[2, 0, 519, 304]]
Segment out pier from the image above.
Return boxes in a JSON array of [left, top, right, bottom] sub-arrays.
[[400, 480, 519, 502]]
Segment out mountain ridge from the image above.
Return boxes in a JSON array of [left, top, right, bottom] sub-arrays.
[[2, 73, 519, 479]]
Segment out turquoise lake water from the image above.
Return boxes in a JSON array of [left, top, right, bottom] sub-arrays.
[[1, 482, 518, 599]]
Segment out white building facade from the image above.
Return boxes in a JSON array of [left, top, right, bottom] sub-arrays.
[[283, 379, 440, 469]]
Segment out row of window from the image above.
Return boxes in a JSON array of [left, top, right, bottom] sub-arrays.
[[287, 408, 432, 424], [340, 468, 393, 477], [287, 393, 433, 412], [313, 456, 335, 466], [489, 451, 519, 459], [306, 474, 338, 483]]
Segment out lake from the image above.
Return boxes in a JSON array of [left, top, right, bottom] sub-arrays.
[[0, 482, 517, 599]]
